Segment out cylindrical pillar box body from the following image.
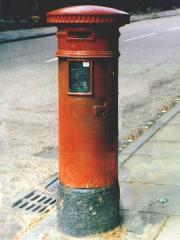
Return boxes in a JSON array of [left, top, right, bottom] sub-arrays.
[[47, 5, 130, 237], [58, 26, 119, 188]]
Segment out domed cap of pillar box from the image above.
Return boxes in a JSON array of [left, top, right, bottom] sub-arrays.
[[47, 5, 130, 27]]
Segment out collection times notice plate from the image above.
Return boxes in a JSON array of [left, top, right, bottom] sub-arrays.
[[69, 61, 91, 94]]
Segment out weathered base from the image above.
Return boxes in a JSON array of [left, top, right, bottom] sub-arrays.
[[57, 182, 120, 237]]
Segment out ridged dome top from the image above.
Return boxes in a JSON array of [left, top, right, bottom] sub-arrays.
[[47, 5, 130, 25]]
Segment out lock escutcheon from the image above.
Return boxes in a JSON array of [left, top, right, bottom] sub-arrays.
[[93, 103, 108, 117]]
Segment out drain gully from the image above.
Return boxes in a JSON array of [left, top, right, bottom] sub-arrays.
[[12, 190, 56, 214]]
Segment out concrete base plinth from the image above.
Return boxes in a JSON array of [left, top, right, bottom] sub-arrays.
[[57, 182, 120, 237]]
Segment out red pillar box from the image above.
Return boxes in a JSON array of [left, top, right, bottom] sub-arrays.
[[47, 5, 130, 237]]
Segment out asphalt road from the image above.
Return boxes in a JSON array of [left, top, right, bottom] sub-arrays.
[[119, 15, 180, 136], [0, 15, 180, 139]]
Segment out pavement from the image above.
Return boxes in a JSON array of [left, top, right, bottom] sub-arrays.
[[0, 8, 180, 44], [1, 101, 180, 240], [0, 26, 56, 44], [0, 7, 180, 240]]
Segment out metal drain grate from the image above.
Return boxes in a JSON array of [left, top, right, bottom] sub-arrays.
[[12, 190, 56, 213]]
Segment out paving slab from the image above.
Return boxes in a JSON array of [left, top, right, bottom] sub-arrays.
[[156, 216, 180, 240], [120, 210, 167, 239], [167, 112, 180, 124], [119, 104, 180, 166], [149, 124, 180, 142], [20, 210, 167, 240], [120, 182, 180, 215], [134, 141, 180, 157], [119, 155, 180, 186], [119, 154, 131, 166]]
